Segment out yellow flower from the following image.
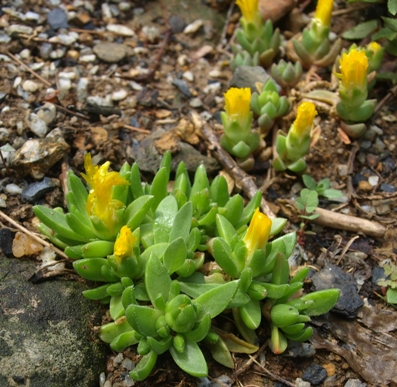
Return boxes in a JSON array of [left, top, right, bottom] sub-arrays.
[[236, 0, 259, 24], [114, 226, 137, 262], [337, 49, 368, 91], [224, 87, 251, 120], [314, 0, 334, 27], [82, 153, 129, 231], [367, 41, 381, 53], [292, 102, 317, 137], [244, 208, 272, 254]]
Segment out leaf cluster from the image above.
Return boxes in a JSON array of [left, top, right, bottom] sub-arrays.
[[33, 152, 340, 381]]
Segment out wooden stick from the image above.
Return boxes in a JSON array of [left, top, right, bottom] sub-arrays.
[[201, 124, 276, 218], [6, 51, 52, 87], [0, 210, 69, 259], [312, 207, 386, 239]]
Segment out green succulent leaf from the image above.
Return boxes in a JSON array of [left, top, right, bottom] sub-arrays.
[[145, 253, 172, 305], [73, 258, 118, 282], [194, 280, 240, 319], [99, 320, 134, 344], [170, 340, 208, 377], [130, 351, 158, 381], [169, 201, 193, 242], [212, 237, 240, 278], [82, 284, 111, 300], [207, 335, 234, 368], [210, 176, 230, 207], [151, 167, 169, 212], [153, 196, 178, 243], [215, 214, 237, 245], [110, 295, 125, 320], [125, 195, 154, 231], [270, 304, 299, 328], [163, 237, 187, 275], [110, 330, 139, 351], [126, 304, 163, 337], [300, 289, 340, 316], [239, 298, 262, 330]]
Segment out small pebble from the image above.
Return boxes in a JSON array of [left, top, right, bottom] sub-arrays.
[[184, 19, 203, 34], [123, 374, 135, 387], [12, 231, 43, 257], [47, 8, 69, 29], [189, 98, 203, 108], [79, 54, 96, 63], [169, 15, 186, 33], [295, 378, 311, 387], [5, 183, 23, 195], [107, 24, 136, 36], [113, 352, 124, 367], [6, 24, 33, 36], [302, 363, 327, 385], [112, 89, 128, 101], [203, 82, 221, 94], [21, 177, 56, 203], [172, 79, 191, 97], [368, 175, 379, 186], [142, 25, 160, 42], [93, 42, 127, 63], [380, 183, 396, 193], [26, 113, 48, 137], [183, 71, 194, 82], [0, 228, 15, 255], [121, 357, 134, 371], [99, 372, 106, 387], [337, 164, 348, 177], [197, 377, 211, 387], [37, 103, 57, 125], [344, 379, 367, 387], [22, 79, 39, 93], [104, 381, 112, 387], [357, 180, 372, 192]]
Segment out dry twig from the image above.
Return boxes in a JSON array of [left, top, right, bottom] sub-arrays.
[[0, 210, 69, 259]]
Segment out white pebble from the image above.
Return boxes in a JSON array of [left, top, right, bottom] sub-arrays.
[[209, 69, 221, 78], [22, 80, 39, 93], [50, 47, 66, 59], [5, 183, 23, 195], [184, 19, 203, 34], [25, 11, 40, 21], [113, 352, 124, 367], [58, 78, 72, 92], [26, 113, 48, 137], [121, 357, 134, 371], [142, 25, 160, 42], [368, 175, 379, 186], [203, 82, 221, 94], [99, 372, 106, 387], [107, 24, 136, 37], [112, 89, 128, 101], [19, 49, 31, 59], [0, 196, 6, 208], [182, 71, 194, 82], [37, 103, 57, 125], [13, 76, 22, 88], [58, 71, 76, 80], [79, 54, 96, 63]]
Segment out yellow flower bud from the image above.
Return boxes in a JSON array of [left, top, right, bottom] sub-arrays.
[[236, 0, 259, 24], [367, 41, 381, 53], [291, 102, 317, 137], [114, 226, 137, 262], [337, 49, 368, 91], [82, 153, 129, 232], [314, 0, 334, 28], [244, 208, 272, 254], [224, 87, 251, 120]]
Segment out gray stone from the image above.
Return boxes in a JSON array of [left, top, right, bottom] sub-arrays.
[[0, 258, 106, 387], [131, 129, 219, 175], [21, 177, 56, 203], [10, 133, 69, 179], [380, 183, 397, 193], [169, 15, 186, 33], [47, 8, 69, 30], [93, 42, 128, 63], [229, 66, 270, 92], [344, 379, 367, 387], [284, 341, 316, 358], [302, 363, 327, 385], [172, 79, 192, 98], [311, 263, 363, 318]]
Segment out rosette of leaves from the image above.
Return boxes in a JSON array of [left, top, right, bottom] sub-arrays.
[[251, 79, 291, 137], [230, 50, 260, 72], [271, 60, 303, 89], [124, 253, 240, 380]]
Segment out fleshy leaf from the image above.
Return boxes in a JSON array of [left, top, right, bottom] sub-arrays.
[[170, 341, 208, 377], [145, 253, 172, 305]]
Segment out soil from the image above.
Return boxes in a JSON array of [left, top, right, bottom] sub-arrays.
[[0, 0, 397, 386]]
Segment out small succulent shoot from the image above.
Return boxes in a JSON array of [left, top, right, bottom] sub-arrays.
[[365, 41, 385, 74], [335, 48, 377, 139], [33, 150, 340, 380], [220, 87, 260, 170], [270, 60, 303, 89], [230, 50, 260, 72], [292, 0, 342, 68], [273, 101, 317, 173], [250, 79, 291, 137], [234, 0, 280, 68]]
